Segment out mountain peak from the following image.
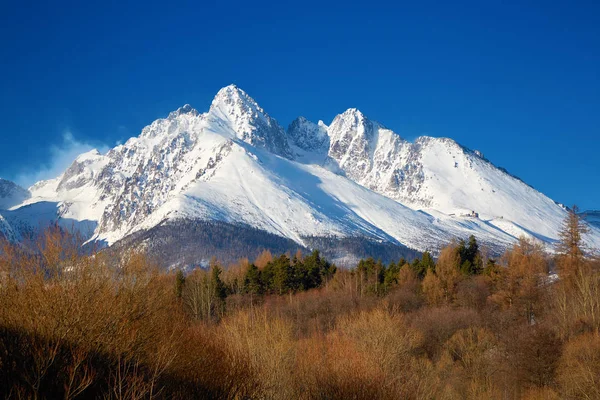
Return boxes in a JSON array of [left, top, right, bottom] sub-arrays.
[[329, 107, 374, 135], [343, 107, 364, 116], [209, 85, 264, 124], [329, 108, 371, 132], [210, 85, 257, 112], [340, 107, 366, 120], [209, 85, 293, 158], [167, 104, 199, 119], [75, 149, 102, 162]]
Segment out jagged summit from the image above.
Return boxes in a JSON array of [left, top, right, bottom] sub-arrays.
[[210, 84, 254, 109], [209, 84, 267, 126], [168, 104, 199, 119], [330, 108, 369, 129], [209, 84, 292, 158], [57, 148, 109, 192], [340, 107, 366, 118]]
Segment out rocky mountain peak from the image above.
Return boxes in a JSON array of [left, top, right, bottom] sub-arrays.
[[167, 104, 200, 120], [209, 84, 292, 158], [287, 116, 329, 152]]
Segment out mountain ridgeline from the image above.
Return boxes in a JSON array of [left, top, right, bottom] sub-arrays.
[[1, 85, 598, 267]]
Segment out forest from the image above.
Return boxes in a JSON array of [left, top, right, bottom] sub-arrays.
[[0, 207, 599, 399]]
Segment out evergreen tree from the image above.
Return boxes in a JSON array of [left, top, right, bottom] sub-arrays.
[[175, 269, 185, 299], [375, 259, 385, 295], [244, 263, 263, 296], [384, 261, 400, 288], [411, 256, 428, 279], [243, 251, 335, 295], [421, 251, 436, 272], [272, 254, 293, 294], [261, 262, 276, 292], [211, 265, 227, 302], [458, 235, 483, 275], [302, 250, 324, 290]]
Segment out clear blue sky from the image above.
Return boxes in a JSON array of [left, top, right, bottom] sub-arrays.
[[1, 0, 598, 210]]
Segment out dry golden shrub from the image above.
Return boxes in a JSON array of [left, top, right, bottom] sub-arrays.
[[295, 308, 436, 400], [551, 266, 600, 339], [295, 334, 388, 400], [439, 327, 504, 399], [217, 309, 297, 398], [410, 306, 480, 359], [0, 229, 183, 399], [557, 332, 600, 399]]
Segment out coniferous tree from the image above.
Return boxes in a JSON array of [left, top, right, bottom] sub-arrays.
[[411, 257, 425, 279], [271, 254, 293, 294], [211, 265, 227, 303], [320, 254, 336, 286], [422, 245, 461, 305], [303, 250, 323, 290], [458, 235, 483, 275], [175, 269, 185, 299], [210, 264, 227, 319], [384, 261, 400, 288], [421, 251, 436, 273], [244, 263, 263, 296], [556, 205, 590, 277], [398, 263, 419, 288], [490, 237, 547, 324]]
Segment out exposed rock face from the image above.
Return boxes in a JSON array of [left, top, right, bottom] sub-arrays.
[[325, 108, 427, 206], [209, 85, 292, 158], [287, 117, 329, 152]]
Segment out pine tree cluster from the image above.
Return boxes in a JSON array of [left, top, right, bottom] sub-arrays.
[[244, 250, 336, 296]]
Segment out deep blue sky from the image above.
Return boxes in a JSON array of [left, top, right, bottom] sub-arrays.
[[1, 0, 598, 209]]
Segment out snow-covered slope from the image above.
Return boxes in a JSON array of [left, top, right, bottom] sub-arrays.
[[0, 179, 31, 240], [0, 179, 30, 210], [2, 84, 598, 257]]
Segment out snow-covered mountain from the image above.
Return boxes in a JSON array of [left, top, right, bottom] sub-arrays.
[[0, 179, 30, 210], [291, 108, 569, 243], [2, 85, 598, 265], [581, 210, 600, 230]]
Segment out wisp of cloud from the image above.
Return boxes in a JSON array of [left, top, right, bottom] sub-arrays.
[[15, 131, 109, 188]]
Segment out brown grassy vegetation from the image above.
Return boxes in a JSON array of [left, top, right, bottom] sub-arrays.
[[0, 208, 599, 399]]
